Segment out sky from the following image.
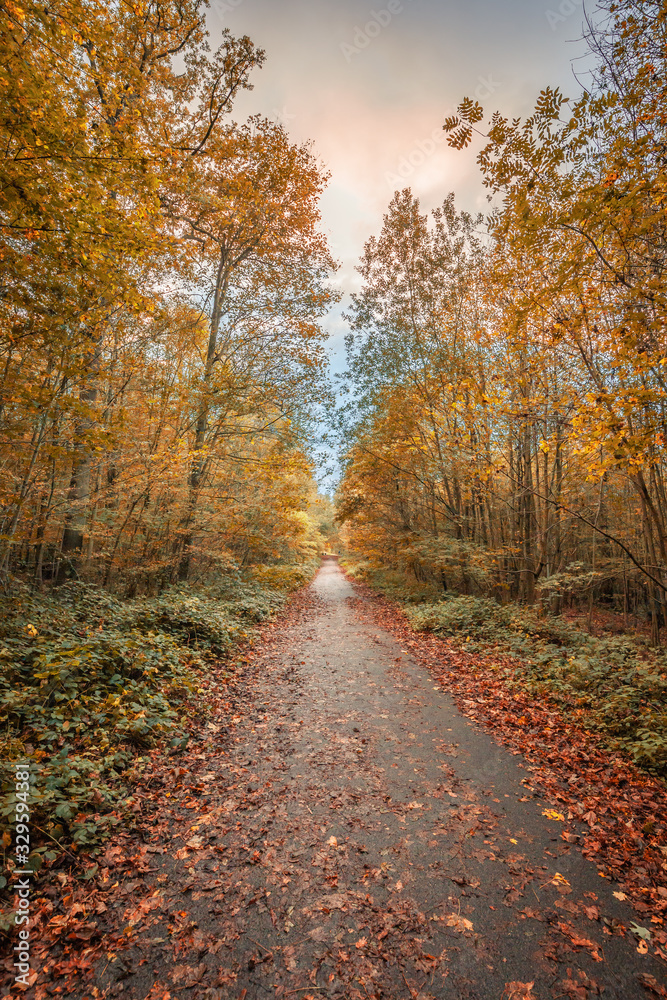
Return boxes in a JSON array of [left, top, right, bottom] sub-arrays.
[[207, 0, 592, 368]]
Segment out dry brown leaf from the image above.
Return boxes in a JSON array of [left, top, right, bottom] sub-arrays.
[[502, 983, 536, 1000], [638, 973, 667, 997], [443, 914, 473, 933]]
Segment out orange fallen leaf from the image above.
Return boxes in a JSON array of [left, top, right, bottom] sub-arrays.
[[542, 871, 570, 888], [502, 982, 536, 1000], [443, 914, 473, 933], [638, 973, 667, 997], [557, 922, 603, 962]]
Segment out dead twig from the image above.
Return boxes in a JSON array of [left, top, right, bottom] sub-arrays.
[[247, 936, 273, 955], [284, 990, 326, 997], [30, 823, 78, 861], [401, 970, 418, 998]]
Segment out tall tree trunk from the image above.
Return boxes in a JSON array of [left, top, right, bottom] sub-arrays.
[[58, 339, 101, 580], [518, 418, 536, 603], [550, 419, 563, 614], [178, 255, 228, 580]]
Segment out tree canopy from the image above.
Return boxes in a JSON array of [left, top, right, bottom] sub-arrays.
[[337, 0, 667, 643], [0, 0, 338, 589]]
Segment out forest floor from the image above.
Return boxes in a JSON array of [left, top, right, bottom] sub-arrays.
[[8, 558, 667, 1000]]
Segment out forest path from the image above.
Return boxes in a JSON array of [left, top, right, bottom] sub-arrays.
[[91, 559, 663, 1000]]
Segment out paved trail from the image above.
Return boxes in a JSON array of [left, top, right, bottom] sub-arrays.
[[93, 560, 664, 999]]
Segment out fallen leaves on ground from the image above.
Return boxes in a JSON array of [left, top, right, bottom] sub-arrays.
[[502, 983, 536, 1000], [5, 569, 667, 1000], [441, 914, 474, 933], [349, 580, 667, 964], [639, 972, 667, 997]]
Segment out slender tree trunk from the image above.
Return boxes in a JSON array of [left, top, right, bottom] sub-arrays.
[[58, 337, 102, 580], [178, 256, 228, 580]]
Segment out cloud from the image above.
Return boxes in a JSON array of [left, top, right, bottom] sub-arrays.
[[207, 0, 588, 357]]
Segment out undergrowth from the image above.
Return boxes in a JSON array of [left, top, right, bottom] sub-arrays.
[[0, 564, 314, 899], [344, 560, 667, 777], [342, 561, 444, 604]]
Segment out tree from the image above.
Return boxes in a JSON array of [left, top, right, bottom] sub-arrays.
[[164, 118, 337, 577], [338, 0, 667, 641], [0, 0, 262, 574], [0, 3, 338, 592]]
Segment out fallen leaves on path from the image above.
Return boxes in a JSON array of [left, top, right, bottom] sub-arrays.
[[6, 567, 667, 1000], [349, 581, 667, 964], [502, 983, 536, 1000], [0, 587, 321, 998], [639, 972, 667, 997]]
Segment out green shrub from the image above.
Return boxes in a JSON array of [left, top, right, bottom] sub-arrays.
[[0, 566, 310, 875], [408, 596, 513, 639], [404, 596, 667, 774], [341, 561, 442, 604], [249, 560, 319, 592]]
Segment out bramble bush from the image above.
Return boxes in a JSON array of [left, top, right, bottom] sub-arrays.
[[0, 571, 303, 887], [341, 560, 443, 604], [346, 562, 667, 776]]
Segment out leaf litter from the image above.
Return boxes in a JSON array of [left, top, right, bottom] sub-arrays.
[[3, 563, 666, 999]]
